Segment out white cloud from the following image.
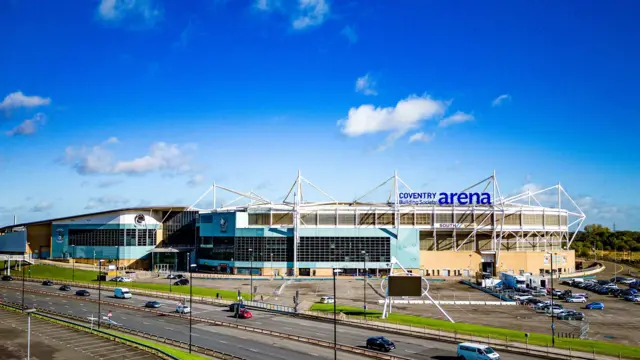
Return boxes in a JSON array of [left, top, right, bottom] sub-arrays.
[[292, 0, 329, 30], [61, 138, 196, 176], [492, 94, 511, 107], [355, 73, 377, 96], [438, 111, 474, 127], [85, 195, 130, 210], [408, 132, 435, 144], [0, 91, 51, 110], [187, 174, 205, 187], [97, 0, 163, 28], [97, 179, 123, 188], [5, 113, 46, 136], [30, 201, 52, 213], [104, 136, 119, 144], [338, 95, 448, 142], [341, 25, 358, 44]]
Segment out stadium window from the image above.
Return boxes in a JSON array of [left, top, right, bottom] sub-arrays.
[[560, 215, 568, 226], [419, 231, 435, 250], [457, 233, 474, 251], [436, 213, 453, 224], [504, 213, 521, 226], [358, 211, 375, 226], [456, 212, 473, 224], [545, 214, 560, 226], [435, 231, 454, 250], [476, 233, 493, 250], [476, 212, 493, 227], [318, 213, 336, 226], [272, 212, 293, 226], [376, 212, 394, 226], [337, 213, 355, 226], [248, 213, 270, 226], [415, 213, 432, 225], [399, 212, 414, 225], [301, 212, 317, 226]]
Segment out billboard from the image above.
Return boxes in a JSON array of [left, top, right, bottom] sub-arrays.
[[387, 276, 422, 297]]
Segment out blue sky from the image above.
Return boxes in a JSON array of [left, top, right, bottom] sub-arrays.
[[1, 0, 638, 229]]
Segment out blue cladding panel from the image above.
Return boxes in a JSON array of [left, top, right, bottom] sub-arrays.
[[0, 231, 27, 252], [200, 213, 236, 237]]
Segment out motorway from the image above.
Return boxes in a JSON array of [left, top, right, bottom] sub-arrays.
[[0, 281, 544, 360]]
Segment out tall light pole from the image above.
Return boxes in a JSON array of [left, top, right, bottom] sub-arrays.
[[361, 250, 367, 320], [270, 253, 273, 277], [71, 245, 76, 282], [330, 242, 337, 360], [548, 252, 555, 347], [25, 308, 36, 359], [249, 248, 253, 301], [98, 259, 104, 329], [189, 259, 196, 353], [21, 259, 25, 311], [116, 240, 120, 287]]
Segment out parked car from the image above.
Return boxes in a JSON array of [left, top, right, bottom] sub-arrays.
[[566, 296, 587, 303], [145, 301, 161, 308], [624, 294, 640, 302], [573, 293, 589, 298], [457, 343, 500, 360], [585, 302, 604, 310], [531, 290, 547, 297], [557, 310, 585, 321], [611, 276, 633, 284], [174, 278, 189, 286], [366, 336, 396, 352], [619, 278, 637, 285], [546, 307, 564, 316], [41, 280, 54, 286], [551, 289, 563, 297], [75, 289, 91, 296], [111, 276, 133, 282], [59, 285, 71, 291], [176, 304, 191, 314], [320, 296, 335, 304], [2, 275, 14, 281], [238, 308, 253, 319]]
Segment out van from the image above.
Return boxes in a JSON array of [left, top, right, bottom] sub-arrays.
[[320, 296, 335, 304], [114, 288, 132, 299], [457, 343, 500, 360]]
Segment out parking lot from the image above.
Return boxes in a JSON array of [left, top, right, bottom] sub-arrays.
[[0, 308, 161, 360]]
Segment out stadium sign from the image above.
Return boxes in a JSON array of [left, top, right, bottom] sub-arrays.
[[438, 223, 477, 228], [399, 192, 492, 205]]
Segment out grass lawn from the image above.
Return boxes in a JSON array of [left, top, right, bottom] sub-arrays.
[[310, 304, 640, 359], [23, 264, 250, 301]]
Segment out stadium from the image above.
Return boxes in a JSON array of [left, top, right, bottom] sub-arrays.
[[0, 171, 586, 278]]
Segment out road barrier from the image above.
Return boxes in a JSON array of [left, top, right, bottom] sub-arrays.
[[0, 284, 411, 360], [0, 301, 180, 360]]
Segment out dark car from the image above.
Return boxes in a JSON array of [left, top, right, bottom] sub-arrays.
[[76, 289, 91, 296], [59, 285, 72, 291], [1, 275, 14, 281], [42, 280, 54, 286], [558, 310, 585, 321], [145, 301, 162, 308], [173, 278, 189, 286], [229, 302, 246, 312], [366, 336, 396, 352]]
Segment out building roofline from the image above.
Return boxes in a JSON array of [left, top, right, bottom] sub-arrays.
[[0, 206, 189, 231]]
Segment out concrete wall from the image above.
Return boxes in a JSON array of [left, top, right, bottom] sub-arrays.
[[0, 231, 27, 252]]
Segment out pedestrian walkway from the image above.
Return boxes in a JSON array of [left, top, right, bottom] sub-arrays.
[[0, 308, 162, 360]]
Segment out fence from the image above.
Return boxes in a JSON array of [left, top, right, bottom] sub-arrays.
[[0, 301, 181, 360]]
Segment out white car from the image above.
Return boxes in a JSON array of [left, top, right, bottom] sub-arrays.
[[620, 278, 636, 285], [176, 305, 191, 314], [546, 307, 564, 316], [111, 276, 133, 282], [566, 296, 587, 303], [514, 294, 533, 301]]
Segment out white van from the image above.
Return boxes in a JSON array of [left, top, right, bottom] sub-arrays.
[[114, 288, 132, 299], [457, 343, 500, 360], [320, 296, 335, 304]]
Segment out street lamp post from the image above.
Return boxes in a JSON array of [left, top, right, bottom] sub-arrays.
[[22, 260, 25, 311], [25, 308, 36, 359], [549, 252, 555, 347], [71, 245, 76, 282], [189, 259, 196, 353], [330, 242, 337, 360], [270, 253, 273, 277], [249, 249, 253, 301], [98, 259, 104, 329], [361, 250, 367, 320]]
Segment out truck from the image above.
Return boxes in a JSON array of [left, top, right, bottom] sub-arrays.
[[500, 272, 527, 290], [114, 287, 132, 299]]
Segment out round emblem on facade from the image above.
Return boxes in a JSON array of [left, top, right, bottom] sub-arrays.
[[134, 213, 146, 226], [55, 229, 64, 243]]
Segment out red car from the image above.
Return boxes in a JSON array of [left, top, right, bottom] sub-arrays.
[[238, 308, 253, 319]]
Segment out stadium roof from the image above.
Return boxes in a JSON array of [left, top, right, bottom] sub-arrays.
[[0, 206, 188, 231]]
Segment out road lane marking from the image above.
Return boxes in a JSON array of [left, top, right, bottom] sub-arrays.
[[164, 328, 173, 330], [219, 340, 228, 344]]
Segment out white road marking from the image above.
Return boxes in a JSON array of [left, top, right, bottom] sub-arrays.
[[255, 322, 262, 325], [249, 349, 258, 352], [310, 353, 319, 357], [192, 333, 200, 337], [219, 340, 228, 344], [143, 322, 150, 325], [164, 328, 173, 331]]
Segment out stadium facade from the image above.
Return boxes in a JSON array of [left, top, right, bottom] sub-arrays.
[[0, 171, 585, 277]]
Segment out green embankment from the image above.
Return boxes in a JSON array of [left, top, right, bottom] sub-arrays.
[[310, 304, 640, 359], [23, 264, 249, 301]]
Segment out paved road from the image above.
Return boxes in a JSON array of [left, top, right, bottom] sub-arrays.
[[0, 284, 369, 360], [1, 281, 544, 360]]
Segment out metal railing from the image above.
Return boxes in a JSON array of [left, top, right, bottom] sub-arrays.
[[0, 302, 179, 360]]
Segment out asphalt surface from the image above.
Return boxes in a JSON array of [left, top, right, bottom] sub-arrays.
[[0, 281, 544, 360], [0, 284, 368, 360]]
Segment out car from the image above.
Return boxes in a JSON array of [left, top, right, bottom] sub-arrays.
[[624, 294, 640, 302], [573, 293, 589, 298], [320, 296, 335, 304], [551, 289, 563, 296], [566, 296, 587, 303], [229, 302, 246, 312], [114, 287, 132, 299], [166, 274, 185, 280], [238, 308, 253, 319], [513, 294, 533, 301], [546, 307, 564, 316], [457, 342, 500, 360], [176, 304, 191, 314], [2, 275, 14, 281], [59, 285, 72, 291], [174, 278, 189, 286], [620, 278, 636, 285], [585, 302, 604, 310], [42, 280, 54, 286], [366, 336, 395, 352], [557, 310, 585, 321], [111, 276, 133, 282], [531, 290, 547, 297], [145, 301, 161, 308], [76, 289, 90, 296], [611, 276, 632, 284]]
